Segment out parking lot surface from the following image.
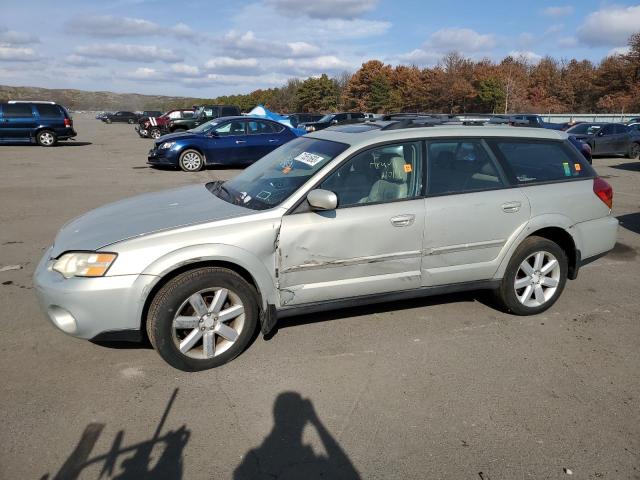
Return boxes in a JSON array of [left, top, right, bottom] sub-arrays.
[[1, 115, 639, 479]]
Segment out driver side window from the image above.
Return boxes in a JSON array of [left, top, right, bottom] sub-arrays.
[[320, 142, 423, 207], [215, 121, 245, 136]]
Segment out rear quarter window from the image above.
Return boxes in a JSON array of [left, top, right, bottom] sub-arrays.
[[35, 104, 62, 117], [488, 139, 595, 185]]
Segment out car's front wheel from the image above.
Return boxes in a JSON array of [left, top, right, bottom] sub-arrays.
[[36, 130, 57, 147], [178, 149, 204, 172], [150, 128, 162, 139], [128, 118, 135, 124], [146, 267, 259, 371], [494, 236, 567, 315], [626, 142, 640, 159]]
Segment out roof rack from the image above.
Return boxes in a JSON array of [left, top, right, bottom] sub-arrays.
[[8, 100, 56, 104]]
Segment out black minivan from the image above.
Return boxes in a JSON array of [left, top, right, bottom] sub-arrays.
[[0, 101, 76, 146]]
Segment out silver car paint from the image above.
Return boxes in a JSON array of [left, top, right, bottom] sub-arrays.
[[34, 126, 619, 340]]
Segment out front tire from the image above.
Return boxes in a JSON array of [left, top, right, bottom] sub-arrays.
[[146, 268, 259, 371], [493, 236, 568, 315], [150, 128, 162, 139], [178, 149, 204, 172], [128, 118, 135, 124], [626, 142, 640, 159], [36, 130, 57, 147]]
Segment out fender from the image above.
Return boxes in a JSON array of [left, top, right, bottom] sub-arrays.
[[141, 243, 278, 309], [493, 213, 581, 279]]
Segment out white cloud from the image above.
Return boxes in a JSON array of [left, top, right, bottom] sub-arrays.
[[0, 45, 39, 62], [577, 5, 640, 47], [74, 44, 182, 62], [64, 54, 100, 66], [544, 24, 564, 35], [170, 63, 200, 76], [542, 6, 574, 17], [205, 57, 260, 74], [278, 55, 353, 75], [395, 48, 442, 66], [267, 0, 378, 19], [0, 26, 39, 44], [509, 50, 542, 63], [429, 28, 496, 52], [608, 46, 631, 57], [170, 23, 199, 42], [221, 31, 320, 58], [65, 15, 159, 37]]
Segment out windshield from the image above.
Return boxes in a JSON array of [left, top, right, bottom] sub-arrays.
[[318, 114, 335, 123], [208, 137, 349, 210], [191, 119, 223, 133], [567, 123, 602, 134]]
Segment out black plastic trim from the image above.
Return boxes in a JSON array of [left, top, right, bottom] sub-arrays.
[[91, 329, 142, 343], [275, 279, 501, 319]]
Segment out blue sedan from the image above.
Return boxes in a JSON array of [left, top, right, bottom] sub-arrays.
[[147, 116, 302, 171]]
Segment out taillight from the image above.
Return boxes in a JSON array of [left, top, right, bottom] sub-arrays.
[[593, 177, 613, 209], [64, 118, 72, 127]]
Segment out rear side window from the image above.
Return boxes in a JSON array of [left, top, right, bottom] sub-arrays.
[[614, 124, 628, 134], [35, 104, 62, 117], [489, 139, 595, 185], [427, 139, 505, 195], [3, 103, 33, 117]]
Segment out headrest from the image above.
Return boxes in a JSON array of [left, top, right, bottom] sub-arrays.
[[388, 156, 408, 183]]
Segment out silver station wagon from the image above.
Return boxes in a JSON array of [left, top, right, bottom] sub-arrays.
[[34, 121, 619, 371]]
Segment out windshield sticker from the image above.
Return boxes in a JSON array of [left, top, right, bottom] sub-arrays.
[[403, 163, 412, 173], [562, 162, 571, 176], [294, 152, 324, 167], [282, 166, 292, 174], [574, 163, 582, 171], [256, 191, 272, 200]]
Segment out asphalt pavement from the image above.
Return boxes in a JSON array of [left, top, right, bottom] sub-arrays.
[[0, 115, 639, 479]]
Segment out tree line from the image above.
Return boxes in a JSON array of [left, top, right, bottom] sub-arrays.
[[193, 32, 639, 115]]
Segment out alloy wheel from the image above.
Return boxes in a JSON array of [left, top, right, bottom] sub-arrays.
[[181, 152, 202, 171], [150, 129, 161, 139], [39, 132, 54, 146], [171, 287, 245, 359], [514, 250, 561, 307]]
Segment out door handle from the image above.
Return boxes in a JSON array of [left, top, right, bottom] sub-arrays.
[[390, 214, 415, 227], [268, 139, 279, 143], [235, 140, 246, 144], [502, 201, 522, 213]]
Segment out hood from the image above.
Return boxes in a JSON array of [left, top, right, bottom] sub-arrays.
[[50, 184, 252, 257]]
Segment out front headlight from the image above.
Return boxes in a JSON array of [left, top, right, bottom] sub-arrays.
[[160, 141, 176, 149], [52, 252, 117, 278], [306, 126, 315, 132]]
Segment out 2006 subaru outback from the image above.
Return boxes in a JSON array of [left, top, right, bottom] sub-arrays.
[[34, 122, 618, 371]]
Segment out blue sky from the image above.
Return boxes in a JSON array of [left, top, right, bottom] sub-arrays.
[[1, 0, 639, 97]]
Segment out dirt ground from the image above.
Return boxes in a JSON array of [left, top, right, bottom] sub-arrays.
[[0, 114, 639, 479]]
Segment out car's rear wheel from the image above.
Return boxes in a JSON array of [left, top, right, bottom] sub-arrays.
[[494, 236, 567, 315], [626, 142, 640, 159], [179, 149, 204, 172], [146, 268, 259, 371], [36, 130, 57, 147], [150, 128, 162, 139]]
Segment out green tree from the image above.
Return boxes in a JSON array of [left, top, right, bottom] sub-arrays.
[[294, 74, 339, 112], [477, 77, 505, 113]]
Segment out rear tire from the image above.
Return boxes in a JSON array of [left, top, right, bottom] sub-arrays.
[[626, 142, 640, 159], [146, 268, 259, 371], [36, 130, 57, 147], [178, 149, 204, 172], [493, 236, 568, 315]]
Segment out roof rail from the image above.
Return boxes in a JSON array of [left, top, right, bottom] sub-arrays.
[[8, 100, 56, 104]]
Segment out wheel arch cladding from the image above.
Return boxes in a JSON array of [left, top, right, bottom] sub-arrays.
[[140, 260, 266, 339], [526, 227, 578, 279]]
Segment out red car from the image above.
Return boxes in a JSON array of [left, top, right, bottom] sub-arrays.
[[135, 109, 195, 139]]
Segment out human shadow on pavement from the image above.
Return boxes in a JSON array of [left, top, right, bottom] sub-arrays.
[[234, 391, 361, 480], [40, 388, 189, 480], [617, 212, 640, 235]]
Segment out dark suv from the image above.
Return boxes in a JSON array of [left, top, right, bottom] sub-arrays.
[[567, 122, 640, 158], [299, 112, 366, 132], [102, 111, 139, 124], [164, 105, 240, 133], [0, 101, 76, 146]]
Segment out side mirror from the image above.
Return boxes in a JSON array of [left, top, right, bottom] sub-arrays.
[[331, 119, 339, 125], [208, 130, 218, 137], [307, 189, 337, 211]]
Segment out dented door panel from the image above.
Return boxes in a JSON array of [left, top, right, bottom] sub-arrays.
[[277, 199, 425, 305]]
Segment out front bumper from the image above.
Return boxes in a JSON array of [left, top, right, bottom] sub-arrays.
[[147, 147, 179, 166], [33, 247, 157, 340]]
